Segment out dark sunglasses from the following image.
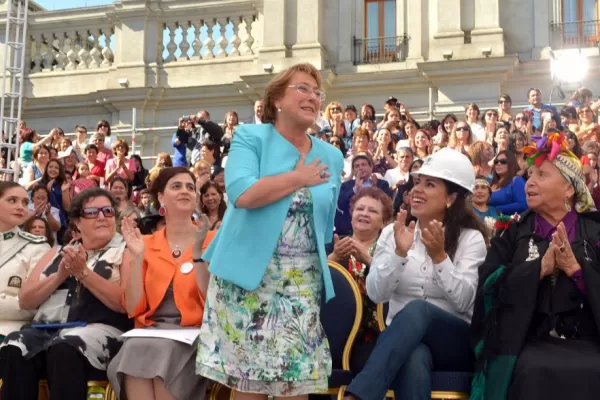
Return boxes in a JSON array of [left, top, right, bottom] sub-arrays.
[[456, 126, 470, 131], [498, 100, 510, 104], [494, 159, 508, 165], [331, 107, 341, 112], [515, 116, 528, 121], [81, 206, 116, 219]]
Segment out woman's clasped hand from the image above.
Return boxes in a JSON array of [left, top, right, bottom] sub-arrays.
[[60, 245, 88, 280], [541, 222, 581, 280], [294, 154, 330, 186]]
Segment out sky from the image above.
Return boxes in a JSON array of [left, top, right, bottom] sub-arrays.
[[36, 0, 114, 10]]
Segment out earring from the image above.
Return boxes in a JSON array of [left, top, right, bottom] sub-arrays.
[[564, 198, 572, 212], [276, 106, 282, 112], [446, 203, 451, 209], [159, 204, 166, 216]]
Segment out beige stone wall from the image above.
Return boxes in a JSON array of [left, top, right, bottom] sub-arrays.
[[0, 0, 597, 160]]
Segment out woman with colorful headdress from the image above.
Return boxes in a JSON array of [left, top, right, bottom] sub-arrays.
[[471, 131, 600, 400]]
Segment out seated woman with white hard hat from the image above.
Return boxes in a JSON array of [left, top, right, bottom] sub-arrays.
[[343, 148, 487, 400]]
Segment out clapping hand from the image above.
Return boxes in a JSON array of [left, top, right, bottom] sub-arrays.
[[121, 216, 145, 257], [294, 154, 329, 187], [393, 209, 416, 258], [332, 234, 355, 260], [422, 220, 447, 264], [62, 245, 88, 280]]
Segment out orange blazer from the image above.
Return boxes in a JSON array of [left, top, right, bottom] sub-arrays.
[[126, 228, 215, 328]]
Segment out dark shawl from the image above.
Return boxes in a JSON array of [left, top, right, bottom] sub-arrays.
[[470, 210, 600, 400]]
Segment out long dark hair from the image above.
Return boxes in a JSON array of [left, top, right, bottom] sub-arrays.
[[491, 150, 519, 189], [42, 159, 66, 186], [406, 180, 485, 261], [200, 181, 227, 222]]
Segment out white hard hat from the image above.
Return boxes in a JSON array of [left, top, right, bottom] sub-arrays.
[[411, 148, 475, 193]]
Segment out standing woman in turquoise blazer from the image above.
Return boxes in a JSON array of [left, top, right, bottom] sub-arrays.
[[196, 63, 343, 399]]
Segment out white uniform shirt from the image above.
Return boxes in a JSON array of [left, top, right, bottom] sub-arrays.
[[366, 223, 486, 326], [0, 227, 50, 335]]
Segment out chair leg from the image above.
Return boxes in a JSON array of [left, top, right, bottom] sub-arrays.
[[38, 380, 49, 400], [337, 385, 347, 400]]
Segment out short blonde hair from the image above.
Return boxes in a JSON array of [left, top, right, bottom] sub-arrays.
[[262, 63, 322, 124]]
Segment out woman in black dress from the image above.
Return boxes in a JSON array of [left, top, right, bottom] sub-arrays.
[[471, 132, 600, 400]]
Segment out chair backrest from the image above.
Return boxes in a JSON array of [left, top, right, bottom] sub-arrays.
[[376, 302, 390, 332], [320, 261, 363, 370]]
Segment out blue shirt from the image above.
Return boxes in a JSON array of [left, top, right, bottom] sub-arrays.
[[489, 176, 528, 215], [525, 104, 560, 131], [473, 206, 498, 221], [171, 133, 188, 167], [203, 124, 344, 301]]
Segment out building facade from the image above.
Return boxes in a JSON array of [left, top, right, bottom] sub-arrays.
[[0, 0, 598, 158]]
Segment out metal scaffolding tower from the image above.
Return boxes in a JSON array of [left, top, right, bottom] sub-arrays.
[[0, 0, 29, 182]]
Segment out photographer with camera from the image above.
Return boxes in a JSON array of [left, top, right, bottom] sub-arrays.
[[186, 110, 224, 166], [172, 116, 195, 167]]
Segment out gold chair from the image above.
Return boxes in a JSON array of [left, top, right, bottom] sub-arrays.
[[375, 303, 470, 400], [316, 261, 363, 400]]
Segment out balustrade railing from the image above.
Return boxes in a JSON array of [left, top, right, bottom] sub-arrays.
[[353, 35, 410, 65], [160, 15, 257, 63], [29, 27, 115, 73], [550, 20, 600, 49]]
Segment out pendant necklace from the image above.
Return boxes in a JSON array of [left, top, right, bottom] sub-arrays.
[[172, 245, 182, 259]]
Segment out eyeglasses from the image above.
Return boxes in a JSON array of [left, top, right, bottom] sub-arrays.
[[81, 206, 116, 219], [494, 159, 508, 165], [498, 100, 510, 104], [330, 107, 341, 112], [579, 109, 592, 114], [515, 116, 528, 121], [456, 126, 469, 131], [287, 84, 326, 102]]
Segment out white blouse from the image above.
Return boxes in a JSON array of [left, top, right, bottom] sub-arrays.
[[366, 223, 486, 325]]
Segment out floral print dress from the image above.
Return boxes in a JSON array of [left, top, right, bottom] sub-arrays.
[[196, 188, 332, 396]]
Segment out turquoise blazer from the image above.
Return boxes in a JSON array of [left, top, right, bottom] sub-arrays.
[[203, 123, 343, 301]]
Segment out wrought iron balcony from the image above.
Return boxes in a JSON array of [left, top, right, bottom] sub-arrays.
[[550, 20, 600, 49], [353, 35, 410, 65]]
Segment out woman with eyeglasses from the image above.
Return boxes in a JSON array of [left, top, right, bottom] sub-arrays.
[[0, 188, 132, 400], [196, 63, 343, 399], [489, 150, 527, 214], [498, 94, 513, 123], [448, 122, 474, 154], [576, 106, 599, 143], [514, 112, 533, 136], [482, 109, 500, 144], [325, 101, 352, 149], [108, 167, 214, 400]]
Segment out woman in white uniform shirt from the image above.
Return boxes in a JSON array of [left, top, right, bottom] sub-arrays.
[[0, 182, 50, 339], [343, 148, 487, 400]]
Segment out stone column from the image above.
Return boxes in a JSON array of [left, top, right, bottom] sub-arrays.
[[532, 0, 551, 59], [471, 0, 504, 56], [405, 0, 423, 63], [292, 0, 326, 68], [336, 0, 354, 69], [258, 0, 288, 61], [430, 0, 463, 60]]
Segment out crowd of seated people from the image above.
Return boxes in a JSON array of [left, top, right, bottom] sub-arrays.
[[0, 75, 599, 400]]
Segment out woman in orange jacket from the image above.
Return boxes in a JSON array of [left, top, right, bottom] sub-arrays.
[[107, 167, 214, 400]]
